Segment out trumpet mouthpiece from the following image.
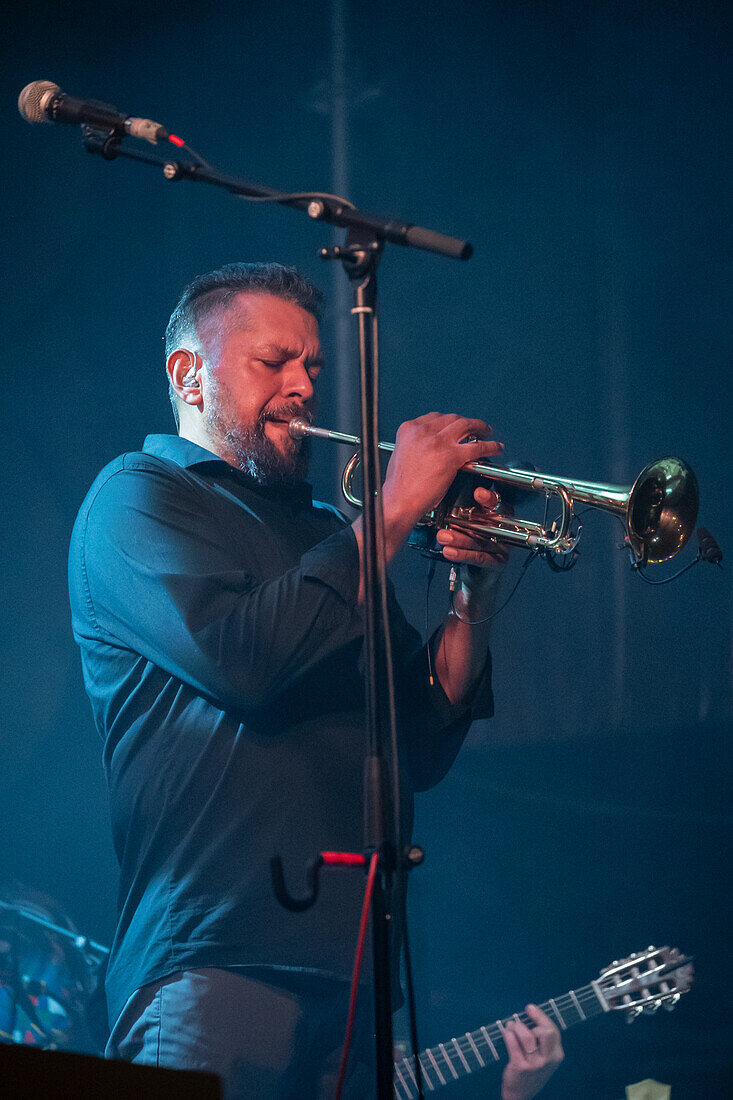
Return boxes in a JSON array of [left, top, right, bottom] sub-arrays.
[[288, 418, 310, 439]]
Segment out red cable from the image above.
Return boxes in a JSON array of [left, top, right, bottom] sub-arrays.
[[334, 850, 380, 1100]]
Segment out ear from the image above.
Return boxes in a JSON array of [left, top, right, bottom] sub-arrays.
[[167, 348, 204, 408]]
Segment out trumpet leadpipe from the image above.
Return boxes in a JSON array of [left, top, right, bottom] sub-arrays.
[[288, 418, 395, 452], [288, 418, 584, 493]]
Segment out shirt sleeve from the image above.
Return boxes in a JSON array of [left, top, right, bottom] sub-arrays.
[[387, 589, 495, 792], [70, 459, 365, 713]]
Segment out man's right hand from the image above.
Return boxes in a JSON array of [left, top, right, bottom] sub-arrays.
[[381, 412, 504, 542], [350, 412, 504, 603]]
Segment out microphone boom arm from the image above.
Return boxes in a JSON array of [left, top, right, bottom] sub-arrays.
[[72, 121, 472, 261]]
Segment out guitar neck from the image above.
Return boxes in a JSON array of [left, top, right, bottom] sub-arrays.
[[393, 981, 606, 1098]]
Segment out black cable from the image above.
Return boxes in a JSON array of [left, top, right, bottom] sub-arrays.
[[544, 518, 583, 572], [448, 549, 539, 625], [425, 559, 437, 685], [131, 133, 358, 210], [632, 553, 702, 584], [577, 507, 709, 584], [179, 141, 211, 168], [176, 149, 356, 205], [234, 189, 356, 207]]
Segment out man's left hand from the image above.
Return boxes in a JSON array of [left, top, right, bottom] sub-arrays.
[[431, 486, 510, 703], [500, 1004, 564, 1100], [434, 487, 509, 573]]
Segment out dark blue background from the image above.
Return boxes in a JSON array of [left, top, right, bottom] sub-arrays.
[[3, 2, 731, 1095]]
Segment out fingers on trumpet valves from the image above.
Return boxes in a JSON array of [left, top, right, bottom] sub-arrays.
[[435, 527, 509, 563], [467, 438, 504, 459], [420, 412, 499, 443], [474, 486, 500, 510], [474, 485, 515, 518], [450, 416, 491, 439]]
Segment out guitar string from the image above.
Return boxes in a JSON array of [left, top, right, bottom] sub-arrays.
[[435, 987, 601, 1059], [455, 989, 601, 1054], [396, 985, 605, 1082]]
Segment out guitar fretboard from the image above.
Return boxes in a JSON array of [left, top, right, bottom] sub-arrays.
[[393, 981, 605, 1098]]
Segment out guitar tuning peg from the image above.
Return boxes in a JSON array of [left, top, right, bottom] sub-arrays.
[[626, 1005, 643, 1023], [647, 944, 656, 952], [662, 994, 680, 1011], [643, 1000, 660, 1014]]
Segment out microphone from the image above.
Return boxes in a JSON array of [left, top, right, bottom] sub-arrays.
[[18, 80, 171, 145], [697, 526, 723, 566]]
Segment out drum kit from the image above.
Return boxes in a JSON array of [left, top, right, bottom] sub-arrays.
[[0, 889, 108, 1054]]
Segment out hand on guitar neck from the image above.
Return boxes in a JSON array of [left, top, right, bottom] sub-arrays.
[[500, 1003, 564, 1100], [392, 946, 692, 1100]]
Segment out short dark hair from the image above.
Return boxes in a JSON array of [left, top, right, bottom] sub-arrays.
[[164, 262, 323, 428]]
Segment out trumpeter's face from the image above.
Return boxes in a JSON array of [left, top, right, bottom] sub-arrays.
[[201, 291, 323, 483]]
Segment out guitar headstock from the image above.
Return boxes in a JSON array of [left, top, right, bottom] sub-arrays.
[[597, 945, 693, 1021]]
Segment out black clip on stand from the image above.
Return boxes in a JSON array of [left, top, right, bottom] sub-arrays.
[[78, 122, 471, 1098]]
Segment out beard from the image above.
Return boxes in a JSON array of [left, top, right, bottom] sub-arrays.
[[207, 398, 312, 486]]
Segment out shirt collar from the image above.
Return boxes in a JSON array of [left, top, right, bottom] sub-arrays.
[[142, 434, 314, 504], [143, 434, 224, 468]]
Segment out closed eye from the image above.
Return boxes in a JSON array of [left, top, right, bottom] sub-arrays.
[[257, 357, 323, 378]]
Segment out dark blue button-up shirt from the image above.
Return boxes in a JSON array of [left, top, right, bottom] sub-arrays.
[[68, 434, 494, 1025]]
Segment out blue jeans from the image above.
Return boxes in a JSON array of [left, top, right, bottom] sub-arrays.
[[105, 967, 376, 1099]]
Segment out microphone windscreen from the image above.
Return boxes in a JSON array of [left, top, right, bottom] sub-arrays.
[[18, 80, 60, 123], [697, 526, 723, 564]]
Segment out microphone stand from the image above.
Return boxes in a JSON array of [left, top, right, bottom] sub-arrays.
[[0, 899, 110, 961], [79, 125, 472, 1098], [327, 231, 397, 1096]]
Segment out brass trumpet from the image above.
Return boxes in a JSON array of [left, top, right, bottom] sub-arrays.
[[288, 419, 699, 565]]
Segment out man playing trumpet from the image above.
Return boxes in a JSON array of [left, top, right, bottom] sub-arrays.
[[69, 261, 563, 1098]]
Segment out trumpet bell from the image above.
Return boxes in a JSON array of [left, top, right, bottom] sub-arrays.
[[627, 457, 699, 563]]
